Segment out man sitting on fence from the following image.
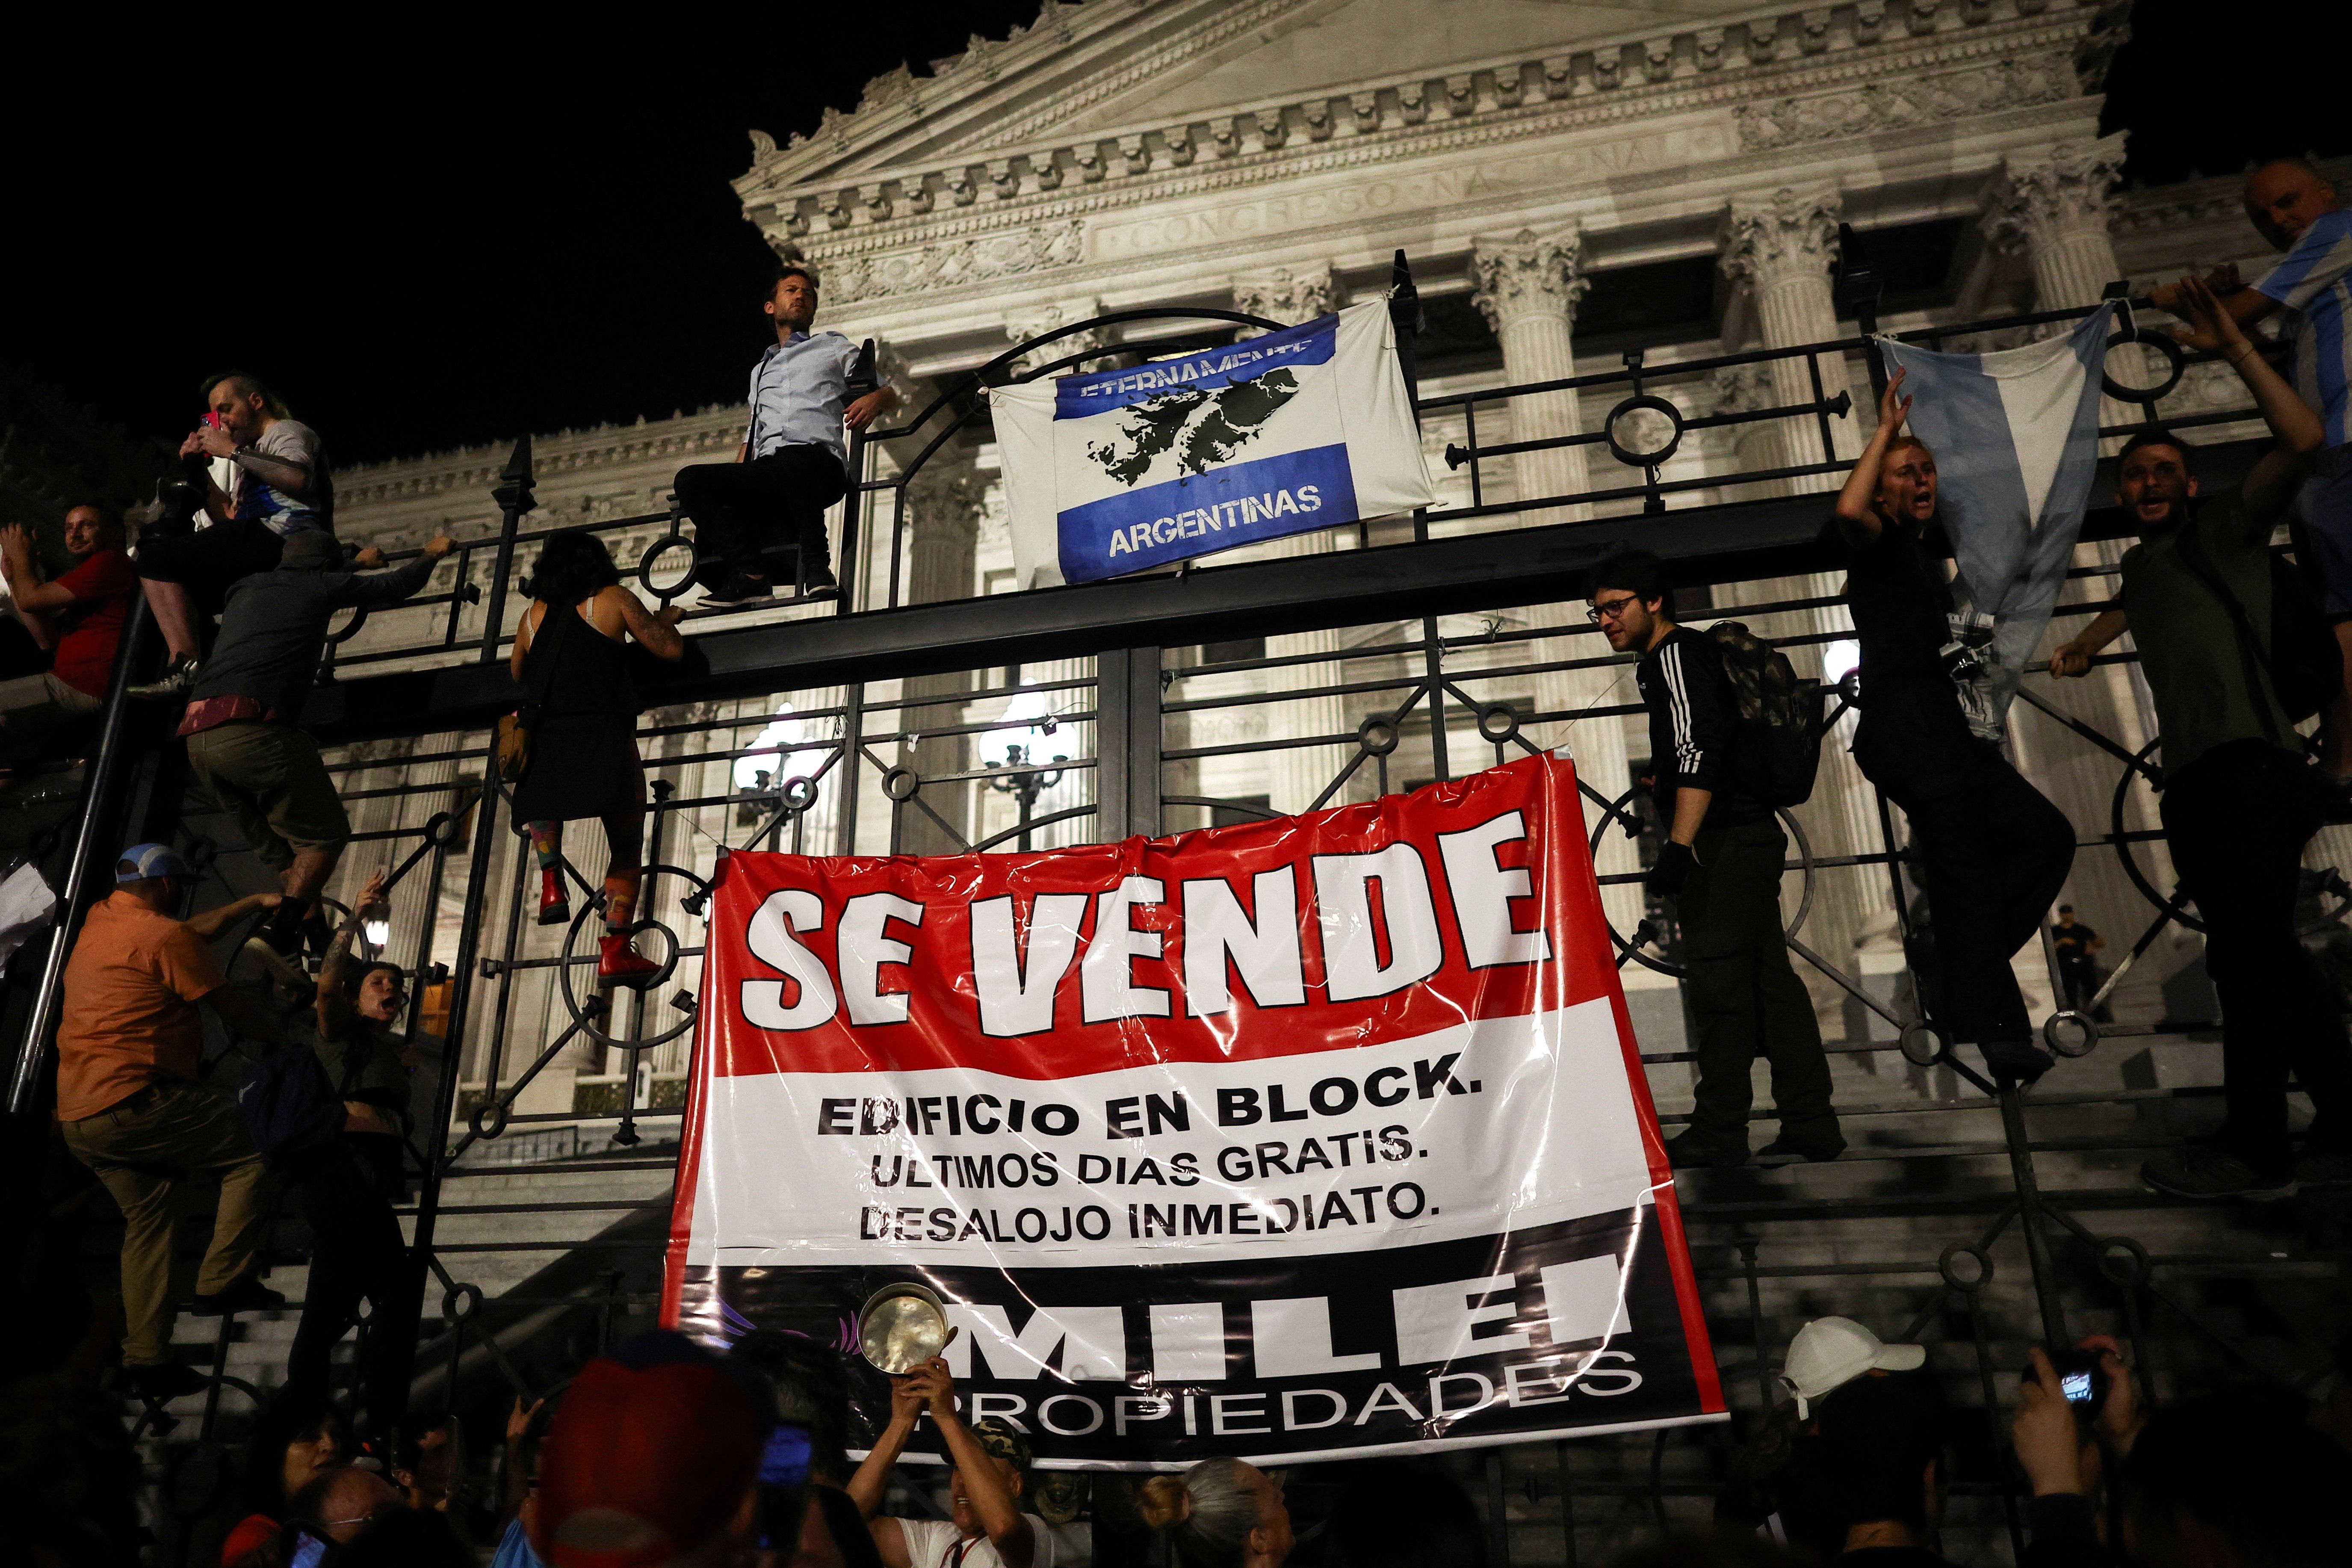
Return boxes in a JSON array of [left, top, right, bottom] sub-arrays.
[[1593, 548, 1843, 1169], [177, 529, 455, 976], [0, 505, 139, 733], [671, 262, 896, 606], [55, 842, 287, 1403], [133, 372, 338, 699], [2051, 276, 2352, 1200]]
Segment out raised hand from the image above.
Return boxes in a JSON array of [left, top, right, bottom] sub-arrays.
[[1877, 364, 1912, 437], [2171, 273, 2251, 355], [506, 1394, 544, 1443], [358, 868, 390, 918]]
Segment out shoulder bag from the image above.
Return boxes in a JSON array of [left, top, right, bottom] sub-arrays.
[[494, 601, 577, 783]]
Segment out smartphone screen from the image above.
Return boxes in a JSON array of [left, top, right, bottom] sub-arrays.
[[756, 1423, 813, 1550], [287, 1533, 328, 1568], [2061, 1370, 2094, 1404]]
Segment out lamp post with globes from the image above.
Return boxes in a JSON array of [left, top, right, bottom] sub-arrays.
[[984, 739, 1067, 852]]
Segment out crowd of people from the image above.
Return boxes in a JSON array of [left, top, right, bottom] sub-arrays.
[[9, 154, 2352, 1568]]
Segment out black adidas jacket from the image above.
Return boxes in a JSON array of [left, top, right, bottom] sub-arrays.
[[1634, 626, 1773, 827]]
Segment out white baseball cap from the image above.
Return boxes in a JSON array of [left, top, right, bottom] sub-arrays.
[[1780, 1316, 1926, 1418]]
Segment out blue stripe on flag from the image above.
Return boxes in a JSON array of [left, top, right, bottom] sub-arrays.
[[1056, 444, 1356, 581], [1054, 315, 1339, 419]]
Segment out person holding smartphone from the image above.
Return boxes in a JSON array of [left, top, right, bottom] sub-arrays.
[[850, 1358, 1053, 1568]]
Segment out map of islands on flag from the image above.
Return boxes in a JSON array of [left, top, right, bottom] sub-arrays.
[[992, 301, 1436, 588]]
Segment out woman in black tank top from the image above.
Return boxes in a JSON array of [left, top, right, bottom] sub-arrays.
[[509, 534, 686, 985]]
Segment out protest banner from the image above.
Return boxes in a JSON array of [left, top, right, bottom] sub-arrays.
[[666, 751, 1723, 1465], [991, 300, 1435, 588]]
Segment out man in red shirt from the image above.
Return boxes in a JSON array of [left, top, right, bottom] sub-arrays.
[[57, 842, 288, 1401], [0, 503, 139, 731]]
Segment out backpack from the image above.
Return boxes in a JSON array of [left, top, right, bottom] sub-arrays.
[[2172, 521, 2344, 729], [1705, 621, 1825, 808], [236, 1044, 347, 1171]]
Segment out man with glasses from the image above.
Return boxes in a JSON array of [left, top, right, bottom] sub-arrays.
[[1592, 550, 1843, 1168]]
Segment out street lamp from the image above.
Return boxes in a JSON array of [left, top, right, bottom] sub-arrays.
[[983, 691, 1066, 851]]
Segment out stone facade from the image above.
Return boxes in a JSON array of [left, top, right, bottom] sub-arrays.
[[328, 0, 2306, 1099]]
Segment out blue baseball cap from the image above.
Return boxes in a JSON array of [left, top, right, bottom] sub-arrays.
[[116, 843, 197, 883]]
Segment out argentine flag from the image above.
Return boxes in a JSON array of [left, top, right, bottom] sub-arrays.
[[992, 301, 1435, 588], [1877, 304, 2113, 737]]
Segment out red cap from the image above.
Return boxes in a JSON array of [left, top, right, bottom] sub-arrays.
[[531, 1357, 762, 1568]]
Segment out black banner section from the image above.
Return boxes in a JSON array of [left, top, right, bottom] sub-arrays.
[[682, 1203, 1714, 1467]]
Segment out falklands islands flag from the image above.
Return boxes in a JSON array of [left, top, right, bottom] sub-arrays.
[[991, 301, 1436, 588]]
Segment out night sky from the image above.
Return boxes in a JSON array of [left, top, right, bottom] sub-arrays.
[[5, 0, 2334, 468]]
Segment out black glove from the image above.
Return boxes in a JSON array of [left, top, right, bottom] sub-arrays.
[[1646, 840, 1696, 898]]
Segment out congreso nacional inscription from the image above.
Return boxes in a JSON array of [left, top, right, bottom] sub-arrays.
[[1087, 117, 1737, 263]]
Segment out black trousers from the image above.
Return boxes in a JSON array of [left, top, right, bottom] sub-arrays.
[[1862, 729, 2075, 1052], [285, 1135, 409, 1432], [2057, 962, 2100, 1013], [2161, 741, 2352, 1169], [136, 518, 286, 617], [1679, 820, 1841, 1149], [673, 447, 848, 580]]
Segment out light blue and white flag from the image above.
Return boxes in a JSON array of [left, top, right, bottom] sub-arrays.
[[1876, 304, 2112, 738], [992, 301, 1435, 588]]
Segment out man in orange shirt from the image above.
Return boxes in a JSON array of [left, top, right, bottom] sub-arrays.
[[57, 842, 289, 1401]]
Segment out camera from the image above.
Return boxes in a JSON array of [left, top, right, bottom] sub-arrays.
[[2027, 1347, 2109, 1418]]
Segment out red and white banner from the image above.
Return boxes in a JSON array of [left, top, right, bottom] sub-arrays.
[[665, 752, 1723, 1466]]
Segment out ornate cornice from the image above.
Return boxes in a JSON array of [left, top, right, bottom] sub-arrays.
[[1980, 130, 2130, 254], [1469, 229, 1589, 332], [757, 3, 2105, 248], [780, 6, 2105, 310], [1004, 297, 1107, 374], [1720, 185, 1844, 288], [1733, 52, 2071, 149]]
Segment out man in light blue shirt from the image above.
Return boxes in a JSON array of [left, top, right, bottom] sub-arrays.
[[674, 264, 896, 604]]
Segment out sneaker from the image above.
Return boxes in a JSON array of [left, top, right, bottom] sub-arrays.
[[701, 572, 774, 608], [800, 558, 838, 592], [127, 654, 201, 701], [1755, 1134, 1846, 1166], [1664, 1127, 1748, 1170], [2142, 1143, 2297, 1202], [1980, 1037, 2055, 1087], [124, 1362, 208, 1403], [2294, 1143, 2352, 1187], [192, 1275, 287, 1316]]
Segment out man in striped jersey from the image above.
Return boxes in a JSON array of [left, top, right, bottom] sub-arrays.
[[1594, 549, 1842, 1169], [2156, 157, 2352, 783]]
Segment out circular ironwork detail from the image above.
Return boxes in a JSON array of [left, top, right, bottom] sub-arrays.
[[781, 775, 820, 812], [2100, 326, 2187, 404], [554, 862, 711, 1051], [2095, 1234, 2152, 1288], [638, 534, 702, 601], [1899, 1021, 1947, 1068], [1587, 785, 1816, 978], [881, 765, 922, 803], [1476, 703, 1522, 746], [1602, 393, 1686, 469], [1938, 1241, 1995, 1292], [1357, 715, 1401, 757], [470, 1099, 510, 1140], [442, 1282, 486, 1324], [2043, 1010, 2100, 1058]]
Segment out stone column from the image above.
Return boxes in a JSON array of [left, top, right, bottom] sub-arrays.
[[1980, 134, 2132, 313], [1720, 185, 1854, 490], [1984, 133, 2176, 1019], [1469, 228, 1590, 514], [897, 461, 985, 853]]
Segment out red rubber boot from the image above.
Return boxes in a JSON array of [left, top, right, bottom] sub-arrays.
[[538, 869, 571, 927], [597, 872, 659, 988]]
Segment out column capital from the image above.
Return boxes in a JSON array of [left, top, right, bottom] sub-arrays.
[[1006, 297, 1106, 375], [1979, 132, 2130, 256], [1719, 185, 1844, 290], [1231, 262, 1340, 330], [1469, 227, 1588, 334]]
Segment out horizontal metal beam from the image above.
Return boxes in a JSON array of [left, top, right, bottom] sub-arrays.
[[304, 441, 2258, 747]]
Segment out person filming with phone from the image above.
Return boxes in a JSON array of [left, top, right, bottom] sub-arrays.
[[849, 1356, 1053, 1568]]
